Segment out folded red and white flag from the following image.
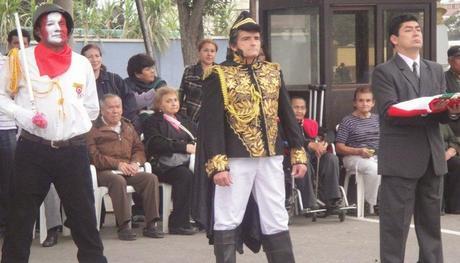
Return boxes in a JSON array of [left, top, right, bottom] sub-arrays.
[[387, 93, 460, 117]]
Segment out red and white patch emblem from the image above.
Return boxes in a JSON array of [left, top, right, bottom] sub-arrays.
[[73, 82, 83, 97]]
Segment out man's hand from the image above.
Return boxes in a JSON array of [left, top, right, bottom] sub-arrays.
[[291, 164, 307, 178], [117, 162, 132, 175], [447, 103, 460, 115], [358, 148, 374, 158], [128, 162, 140, 176], [213, 171, 232, 186], [308, 141, 327, 158], [186, 144, 196, 154], [445, 147, 457, 161], [431, 99, 449, 113]]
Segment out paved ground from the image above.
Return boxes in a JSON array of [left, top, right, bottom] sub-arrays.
[[3, 212, 459, 262]]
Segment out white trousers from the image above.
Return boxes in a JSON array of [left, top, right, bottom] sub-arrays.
[[213, 156, 288, 235], [343, 155, 381, 206]]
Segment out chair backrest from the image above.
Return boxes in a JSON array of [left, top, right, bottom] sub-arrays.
[[90, 165, 99, 191]]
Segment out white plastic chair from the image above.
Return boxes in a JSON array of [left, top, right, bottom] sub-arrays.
[[343, 160, 373, 218], [91, 163, 173, 233]]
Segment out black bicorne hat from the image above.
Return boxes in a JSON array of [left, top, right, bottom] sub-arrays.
[[229, 11, 260, 37]]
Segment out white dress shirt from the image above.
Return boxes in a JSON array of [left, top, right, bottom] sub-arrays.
[[398, 52, 421, 77], [0, 54, 16, 130], [0, 46, 99, 140]]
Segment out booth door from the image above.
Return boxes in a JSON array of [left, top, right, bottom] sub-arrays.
[[325, 7, 376, 130]]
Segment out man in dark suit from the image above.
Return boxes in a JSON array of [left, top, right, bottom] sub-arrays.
[[372, 14, 460, 263]]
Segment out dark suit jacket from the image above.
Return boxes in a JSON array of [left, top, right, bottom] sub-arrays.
[[372, 54, 450, 178]]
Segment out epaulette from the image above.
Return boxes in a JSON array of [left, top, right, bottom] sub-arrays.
[[202, 65, 220, 80]]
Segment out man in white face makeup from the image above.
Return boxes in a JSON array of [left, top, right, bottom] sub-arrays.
[[0, 3, 106, 262]]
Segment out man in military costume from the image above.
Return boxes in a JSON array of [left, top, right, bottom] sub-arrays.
[[196, 11, 308, 263]]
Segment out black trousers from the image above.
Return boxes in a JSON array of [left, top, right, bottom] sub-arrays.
[[158, 165, 192, 229], [379, 161, 442, 263], [1, 137, 107, 263], [445, 156, 460, 213]]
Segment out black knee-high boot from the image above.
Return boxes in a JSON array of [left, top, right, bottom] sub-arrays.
[[262, 231, 295, 263], [213, 230, 236, 263]]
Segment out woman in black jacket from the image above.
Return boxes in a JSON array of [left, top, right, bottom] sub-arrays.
[[81, 44, 137, 123], [143, 87, 197, 235]]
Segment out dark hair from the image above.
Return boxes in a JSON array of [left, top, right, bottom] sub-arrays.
[[353, 86, 373, 101], [7, 29, 31, 44], [127, 53, 155, 78], [388, 14, 419, 38], [81, 43, 102, 56], [290, 96, 307, 104], [198, 39, 218, 52], [81, 43, 107, 71]]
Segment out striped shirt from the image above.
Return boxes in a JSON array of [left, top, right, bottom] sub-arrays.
[[336, 113, 380, 150], [0, 55, 16, 130]]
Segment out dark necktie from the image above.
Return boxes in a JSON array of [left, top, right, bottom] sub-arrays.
[[412, 62, 419, 79]]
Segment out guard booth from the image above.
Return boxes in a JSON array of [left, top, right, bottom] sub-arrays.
[[259, 0, 438, 131]]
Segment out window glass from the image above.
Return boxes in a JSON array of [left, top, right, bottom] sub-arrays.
[[332, 10, 375, 84], [269, 8, 320, 88]]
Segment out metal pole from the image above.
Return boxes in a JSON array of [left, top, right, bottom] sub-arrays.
[[313, 88, 318, 122], [308, 85, 313, 119], [134, 0, 155, 60], [319, 85, 325, 127], [14, 13, 35, 112]]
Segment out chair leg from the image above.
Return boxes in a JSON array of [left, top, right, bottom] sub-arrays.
[[39, 203, 47, 244], [343, 173, 350, 196], [161, 183, 172, 233], [356, 173, 365, 218]]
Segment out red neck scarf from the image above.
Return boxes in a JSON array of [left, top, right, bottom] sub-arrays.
[[34, 42, 72, 79]]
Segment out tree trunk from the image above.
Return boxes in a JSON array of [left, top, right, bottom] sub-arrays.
[[134, 0, 156, 61], [176, 0, 206, 66]]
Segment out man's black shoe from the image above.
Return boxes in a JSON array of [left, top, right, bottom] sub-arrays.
[[143, 226, 164, 238], [169, 227, 198, 235], [117, 228, 137, 241], [42, 228, 59, 247]]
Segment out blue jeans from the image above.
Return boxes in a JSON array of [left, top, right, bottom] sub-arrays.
[[0, 129, 16, 228]]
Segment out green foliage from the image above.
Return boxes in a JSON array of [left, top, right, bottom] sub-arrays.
[[204, 1, 236, 36], [0, 0, 49, 47], [1, 0, 233, 53], [444, 12, 460, 40], [143, 0, 180, 51], [74, 0, 178, 52]]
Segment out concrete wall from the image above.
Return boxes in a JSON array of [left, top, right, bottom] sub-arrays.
[[73, 38, 229, 88]]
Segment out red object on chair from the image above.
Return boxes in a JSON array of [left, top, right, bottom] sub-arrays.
[[302, 118, 318, 138]]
